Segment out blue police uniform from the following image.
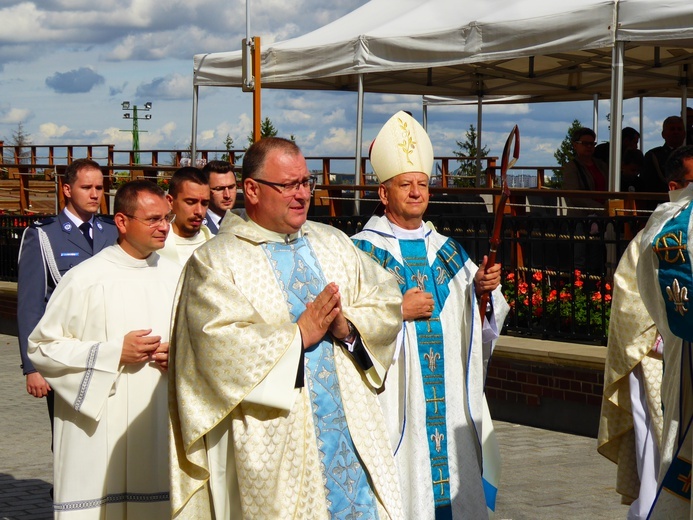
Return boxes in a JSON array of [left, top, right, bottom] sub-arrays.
[[17, 210, 118, 375]]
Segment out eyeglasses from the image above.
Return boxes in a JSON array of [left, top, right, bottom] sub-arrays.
[[124, 213, 176, 228], [253, 176, 317, 196], [574, 140, 596, 147], [210, 184, 237, 193]]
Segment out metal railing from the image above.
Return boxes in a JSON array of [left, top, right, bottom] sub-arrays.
[[0, 211, 646, 344]]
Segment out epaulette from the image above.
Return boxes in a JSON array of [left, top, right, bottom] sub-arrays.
[[29, 216, 56, 229], [96, 215, 116, 226]]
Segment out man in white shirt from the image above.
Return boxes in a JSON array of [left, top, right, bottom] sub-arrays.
[[201, 160, 237, 234], [159, 167, 213, 268]]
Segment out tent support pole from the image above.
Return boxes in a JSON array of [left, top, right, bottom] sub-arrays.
[[593, 94, 599, 142], [423, 99, 428, 130], [476, 96, 483, 187], [354, 73, 364, 215], [252, 37, 262, 143], [608, 40, 625, 192], [191, 84, 199, 163], [639, 97, 644, 151]]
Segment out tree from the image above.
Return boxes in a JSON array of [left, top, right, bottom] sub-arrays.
[[247, 117, 278, 146], [550, 119, 583, 188], [452, 124, 490, 187], [10, 122, 32, 165], [220, 134, 235, 163]]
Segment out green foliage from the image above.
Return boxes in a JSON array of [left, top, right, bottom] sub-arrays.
[[220, 134, 235, 163], [247, 117, 279, 146], [452, 124, 489, 187], [549, 119, 583, 188]]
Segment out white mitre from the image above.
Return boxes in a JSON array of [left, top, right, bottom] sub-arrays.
[[369, 111, 434, 183]]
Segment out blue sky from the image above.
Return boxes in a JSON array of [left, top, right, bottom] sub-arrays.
[[0, 0, 686, 170]]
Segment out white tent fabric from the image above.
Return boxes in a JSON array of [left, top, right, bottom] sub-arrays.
[[192, 0, 693, 189], [193, 0, 693, 101]]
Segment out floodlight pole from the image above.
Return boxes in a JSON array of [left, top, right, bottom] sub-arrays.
[[121, 101, 152, 165]]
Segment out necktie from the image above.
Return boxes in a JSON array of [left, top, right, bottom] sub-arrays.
[[79, 221, 93, 249]]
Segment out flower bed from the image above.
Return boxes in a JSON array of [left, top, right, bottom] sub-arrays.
[[503, 268, 612, 339]]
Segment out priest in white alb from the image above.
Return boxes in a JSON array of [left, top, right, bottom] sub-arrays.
[[351, 111, 509, 519], [28, 180, 181, 518], [168, 137, 405, 519]]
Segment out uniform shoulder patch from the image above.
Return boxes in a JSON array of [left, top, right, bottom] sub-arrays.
[[96, 215, 116, 226], [29, 216, 56, 228]]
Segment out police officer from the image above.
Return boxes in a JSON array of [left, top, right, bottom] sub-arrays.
[[17, 158, 117, 429]]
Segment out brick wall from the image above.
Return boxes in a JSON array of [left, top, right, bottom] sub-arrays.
[[487, 353, 604, 438]]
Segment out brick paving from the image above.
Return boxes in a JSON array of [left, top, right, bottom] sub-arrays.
[[0, 333, 629, 519]]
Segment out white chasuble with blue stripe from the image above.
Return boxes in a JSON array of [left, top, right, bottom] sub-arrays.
[[355, 233, 466, 518], [262, 238, 379, 519]]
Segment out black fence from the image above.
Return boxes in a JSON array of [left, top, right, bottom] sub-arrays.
[[2, 212, 648, 344]]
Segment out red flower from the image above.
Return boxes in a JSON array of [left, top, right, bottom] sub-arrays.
[[574, 279, 584, 288], [518, 282, 529, 295], [532, 271, 543, 283], [605, 294, 612, 303], [507, 272, 515, 282]]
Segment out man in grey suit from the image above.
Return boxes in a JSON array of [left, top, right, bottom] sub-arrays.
[[202, 160, 237, 234], [17, 158, 117, 426]]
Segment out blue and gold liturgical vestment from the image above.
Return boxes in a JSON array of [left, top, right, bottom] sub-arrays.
[[637, 186, 693, 519], [353, 215, 509, 520]]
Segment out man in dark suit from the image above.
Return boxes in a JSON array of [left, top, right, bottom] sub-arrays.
[[17, 158, 117, 426], [201, 160, 237, 234]]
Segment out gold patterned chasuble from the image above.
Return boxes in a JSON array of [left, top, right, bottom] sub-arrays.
[[168, 214, 405, 519]]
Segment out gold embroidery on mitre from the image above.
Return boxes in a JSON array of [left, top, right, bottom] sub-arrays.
[[654, 231, 687, 264], [397, 117, 417, 165], [666, 278, 689, 316]]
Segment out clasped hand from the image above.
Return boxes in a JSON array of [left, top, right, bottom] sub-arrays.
[[297, 282, 350, 348], [120, 329, 169, 371]]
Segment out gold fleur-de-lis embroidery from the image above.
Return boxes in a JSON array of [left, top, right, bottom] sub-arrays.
[[412, 271, 428, 291], [424, 348, 441, 372], [666, 278, 689, 316], [388, 265, 405, 285], [397, 117, 417, 165], [431, 428, 445, 453]]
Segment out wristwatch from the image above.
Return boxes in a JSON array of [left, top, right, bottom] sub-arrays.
[[342, 320, 357, 344]]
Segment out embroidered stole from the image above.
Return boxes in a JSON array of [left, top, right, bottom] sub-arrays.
[[648, 203, 693, 516], [263, 239, 379, 519], [385, 237, 464, 518]]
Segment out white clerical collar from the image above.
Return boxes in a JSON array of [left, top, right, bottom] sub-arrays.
[[243, 213, 303, 243], [669, 183, 693, 204], [64, 206, 94, 227], [387, 219, 427, 240]]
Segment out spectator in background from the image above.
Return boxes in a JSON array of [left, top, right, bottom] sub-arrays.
[[685, 107, 693, 146], [639, 116, 685, 196], [562, 127, 608, 217], [621, 149, 644, 192], [594, 126, 641, 164], [201, 160, 237, 234]]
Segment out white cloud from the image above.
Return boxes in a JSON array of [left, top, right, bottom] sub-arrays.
[[135, 73, 191, 100], [38, 122, 70, 138], [0, 107, 32, 124], [317, 127, 353, 154]]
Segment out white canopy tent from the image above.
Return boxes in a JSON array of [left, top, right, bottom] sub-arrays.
[[192, 0, 693, 189]]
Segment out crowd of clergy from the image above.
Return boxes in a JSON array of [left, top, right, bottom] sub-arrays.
[[16, 108, 693, 519]]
